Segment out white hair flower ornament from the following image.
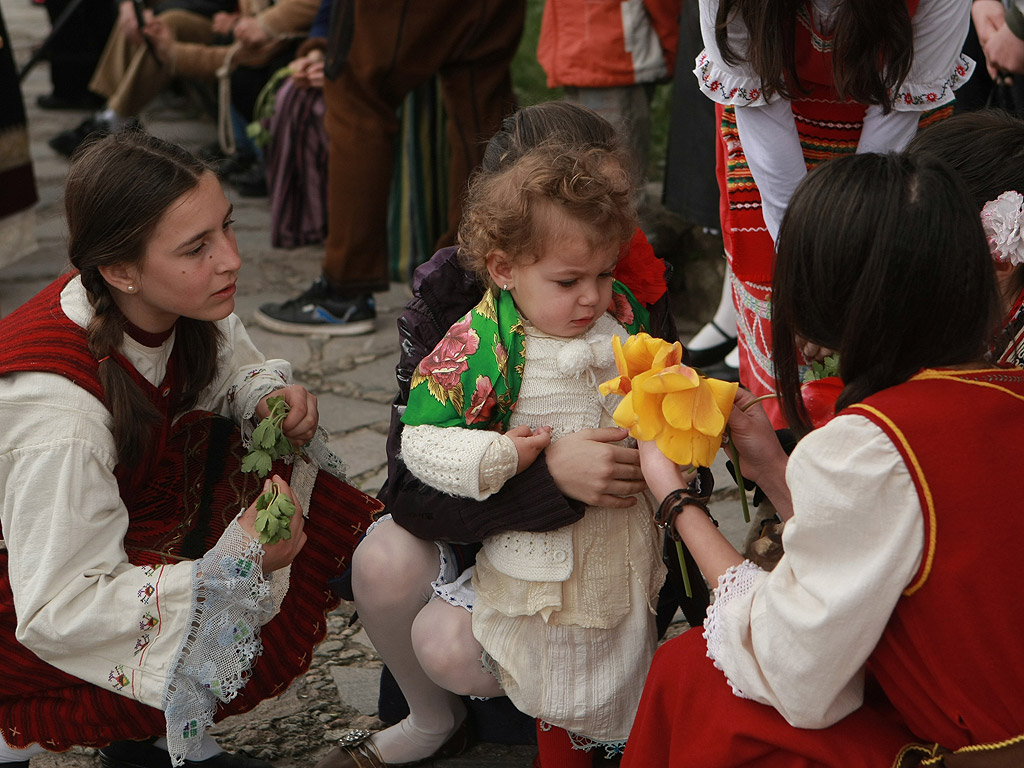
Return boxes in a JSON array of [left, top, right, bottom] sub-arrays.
[[981, 190, 1024, 266]]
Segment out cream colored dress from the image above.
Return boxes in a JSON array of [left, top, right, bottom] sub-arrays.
[[402, 313, 666, 745]]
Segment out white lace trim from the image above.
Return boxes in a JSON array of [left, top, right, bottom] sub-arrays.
[[694, 50, 773, 107], [162, 518, 273, 765], [702, 560, 764, 700], [695, 50, 975, 113], [891, 53, 975, 112]]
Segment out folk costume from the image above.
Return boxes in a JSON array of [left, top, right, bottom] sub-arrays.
[[0, 274, 380, 763], [623, 368, 1024, 767], [695, 0, 973, 423], [400, 284, 666, 750]]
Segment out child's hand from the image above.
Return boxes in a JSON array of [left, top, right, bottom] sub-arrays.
[[506, 425, 552, 474], [638, 440, 696, 502], [258, 386, 319, 446]]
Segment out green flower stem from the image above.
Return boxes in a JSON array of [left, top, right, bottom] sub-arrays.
[[675, 540, 693, 599], [726, 429, 751, 525]]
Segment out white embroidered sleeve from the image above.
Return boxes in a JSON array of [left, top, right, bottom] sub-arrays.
[[890, 0, 974, 112], [694, 0, 777, 107], [700, 415, 925, 728]]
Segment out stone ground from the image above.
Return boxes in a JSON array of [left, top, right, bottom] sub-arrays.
[[1, 3, 755, 765]]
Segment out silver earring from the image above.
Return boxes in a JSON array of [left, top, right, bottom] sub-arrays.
[[127, 284, 135, 293], [502, 283, 509, 291]]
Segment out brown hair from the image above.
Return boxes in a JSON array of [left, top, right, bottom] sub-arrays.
[[65, 130, 224, 466], [715, 0, 913, 111], [458, 136, 637, 285], [772, 152, 998, 433]]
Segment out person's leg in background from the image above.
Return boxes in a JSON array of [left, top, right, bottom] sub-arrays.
[[254, 0, 522, 337], [38, 0, 115, 110], [48, 8, 216, 157]]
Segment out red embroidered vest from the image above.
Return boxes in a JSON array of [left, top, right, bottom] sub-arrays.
[[849, 368, 1024, 749], [0, 272, 182, 507]]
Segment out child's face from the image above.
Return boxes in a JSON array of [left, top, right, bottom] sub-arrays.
[[491, 221, 619, 338], [115, 172, 241, 332]]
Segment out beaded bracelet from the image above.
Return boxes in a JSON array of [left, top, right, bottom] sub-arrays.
[[653, 487, 719, 541]]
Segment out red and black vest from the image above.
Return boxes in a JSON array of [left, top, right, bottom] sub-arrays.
[[850, 368, 1024, 749]]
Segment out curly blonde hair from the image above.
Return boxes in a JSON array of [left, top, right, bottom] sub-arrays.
[[457, 141, 638, 285]]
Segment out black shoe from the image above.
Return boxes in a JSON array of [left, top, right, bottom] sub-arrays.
[[37, 91, 105, 111], [228, 162, 268, 197], [99, 739, 273, 768], [253, 277, 376, 336], [48, 116, 141, 158], [686, 320, 737, 368]]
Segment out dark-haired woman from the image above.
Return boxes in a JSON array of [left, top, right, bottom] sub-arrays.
[[0, 132, 378, 768], [692, 0, 973, 424], [622, 152, 1024, 766]]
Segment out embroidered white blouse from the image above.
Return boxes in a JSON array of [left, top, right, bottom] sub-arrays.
[[0, 277, 295, 761], [703, 413, 925, 728], [695, 0, 974, 239]]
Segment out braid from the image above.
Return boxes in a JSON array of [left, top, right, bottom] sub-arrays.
[[81, 275, 160, 465]]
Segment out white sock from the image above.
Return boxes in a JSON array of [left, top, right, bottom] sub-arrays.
[[725, 345, 740, 368], [370, 705, 465, 765], [689, 268, 738, 350], [153, 734, 223, 761]]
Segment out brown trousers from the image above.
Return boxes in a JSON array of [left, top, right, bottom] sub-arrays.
[[321, 0, 524, 295], [89, 9, 216, 117]]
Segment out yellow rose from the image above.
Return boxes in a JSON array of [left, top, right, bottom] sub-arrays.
[[600, 333, 738, 467]]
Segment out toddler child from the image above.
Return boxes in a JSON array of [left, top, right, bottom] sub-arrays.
[[399, 134, 667, 763]]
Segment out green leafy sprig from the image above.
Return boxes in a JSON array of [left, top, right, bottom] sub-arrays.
[[255, 481, 296, 545], [802, 354, 840, 384], [241, 396, 299, 477]]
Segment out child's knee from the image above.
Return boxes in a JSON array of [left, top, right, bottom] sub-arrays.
[[351, 519, 436, 599], [411, 603, 480, 692]]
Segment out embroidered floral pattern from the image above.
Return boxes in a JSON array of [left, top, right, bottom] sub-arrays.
[[696, 52, 765, 106], [109, 665, 131, 691], [893, 56, 972, 108], [137, 583, 155, 603]]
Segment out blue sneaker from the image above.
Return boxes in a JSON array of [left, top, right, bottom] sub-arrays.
[[253, 277, 376, 336]]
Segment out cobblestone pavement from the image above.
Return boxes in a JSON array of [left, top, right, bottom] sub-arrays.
[[1, 2, 753, 765]]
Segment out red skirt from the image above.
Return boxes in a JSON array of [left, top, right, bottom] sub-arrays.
[[0, 412, 381, 751], [622, 629, 916, 767]]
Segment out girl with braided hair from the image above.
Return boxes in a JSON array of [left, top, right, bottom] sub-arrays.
[[0, 130, 377, 768]]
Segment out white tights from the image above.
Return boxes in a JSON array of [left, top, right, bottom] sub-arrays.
[[351, 519, 503, 764]]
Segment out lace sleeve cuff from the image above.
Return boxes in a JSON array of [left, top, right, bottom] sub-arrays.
[[162, 517, 274, 766], [892, 53, 974, 111], [702, 559, 765, 700], [693, 50, 773, 107]]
